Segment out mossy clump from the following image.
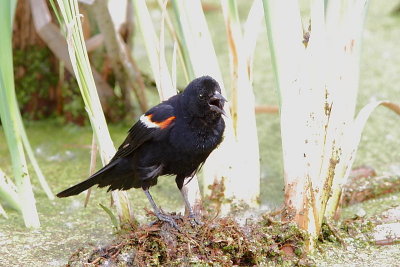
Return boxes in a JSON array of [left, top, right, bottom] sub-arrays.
[[66, 213, 312, 266], [318, 218, 376, 249]]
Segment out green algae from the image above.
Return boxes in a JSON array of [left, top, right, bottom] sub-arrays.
[[0, 0, 399, 266], [0, 121, 178, 266]]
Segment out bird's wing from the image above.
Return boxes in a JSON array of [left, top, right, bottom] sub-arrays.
[[111, 103, 176, 161]]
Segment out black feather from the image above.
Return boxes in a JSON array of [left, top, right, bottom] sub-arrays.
[[57, 76, 226, 217], [56, 160, 119, 197]]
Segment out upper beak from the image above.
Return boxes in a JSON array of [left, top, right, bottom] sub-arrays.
[[211, 91, 227, 103], [209, 91, 227, 116]]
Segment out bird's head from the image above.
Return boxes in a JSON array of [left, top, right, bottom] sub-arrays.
[[182, 76, 227, 118]]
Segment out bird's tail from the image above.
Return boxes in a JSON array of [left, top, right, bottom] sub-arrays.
[[56, 160, 119, 198], [56, 176, 99, 197]]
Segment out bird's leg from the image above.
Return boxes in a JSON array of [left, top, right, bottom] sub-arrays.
[[180, 185, 203, 225], [143, 189, 179, 229]]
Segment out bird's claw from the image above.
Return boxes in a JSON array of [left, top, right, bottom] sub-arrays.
[[188, 213, 203, 226], [151, 212, 180, 230]]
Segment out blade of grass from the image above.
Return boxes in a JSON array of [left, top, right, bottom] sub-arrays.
[[10, 0, 17, 24], [171, 41, 178, 90], [49, 0, 63, 26], [171, 0, 225, 87], [0, 203, 8, 218], [159, 0, 171, 96], [325, 101, 400, 217], [155, 0, 190, 84], [0, 168, 21, 212], [99, 203, 119, 230], [55, 0, 134, 224], [9, 0, 56, 200], [243, 0, 264, 82], [56, 0, 115, 162], [171, 0, 196, 81], [84, 134, 98, 207], [133, 0, 176, 99], [19, 124, 55, 200], [0, 0, 40, 228]]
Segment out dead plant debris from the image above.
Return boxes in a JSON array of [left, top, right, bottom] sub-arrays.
[[65, 213, 312, 266], [342, 167, 400, 206]]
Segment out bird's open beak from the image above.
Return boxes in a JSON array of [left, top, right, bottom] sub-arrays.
[[209, 91, 227, 116]]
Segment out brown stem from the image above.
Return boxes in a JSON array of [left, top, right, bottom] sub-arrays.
[[29, 0, 115, 115], [92, 0, 148, 113]]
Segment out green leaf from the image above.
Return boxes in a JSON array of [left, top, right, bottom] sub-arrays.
[[0, 168, 21, 212], [99, 203, 119, 230], [0, 0, 40, 228]]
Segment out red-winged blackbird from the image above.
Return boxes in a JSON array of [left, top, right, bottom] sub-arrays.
[[57, 76, 226, 227]]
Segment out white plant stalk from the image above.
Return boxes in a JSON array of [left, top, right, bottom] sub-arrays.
[[55, 0, 134, 223], [220, 0, 263, 207], [262, 0, 385, 249], [263, 0, 311, 230]]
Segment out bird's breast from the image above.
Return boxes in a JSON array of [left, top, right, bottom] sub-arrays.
[[138, 117, 222, 179], [172, 119, 224, 153]]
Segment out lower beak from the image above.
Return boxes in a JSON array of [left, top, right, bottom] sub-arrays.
[[209, 92, 227, 116]]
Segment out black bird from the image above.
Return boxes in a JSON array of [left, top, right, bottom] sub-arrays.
[[57, 76, 226, 227]]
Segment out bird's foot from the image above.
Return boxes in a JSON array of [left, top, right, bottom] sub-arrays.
[[150, 212, 180, 230], [188, 212, 203, 226]]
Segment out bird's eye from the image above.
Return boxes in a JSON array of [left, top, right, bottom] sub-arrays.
[[198, 93, 206, 100]]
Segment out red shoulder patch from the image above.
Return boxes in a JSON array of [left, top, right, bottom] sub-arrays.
[[141, 114, 176, 129], [156, 116, 176, 129]]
